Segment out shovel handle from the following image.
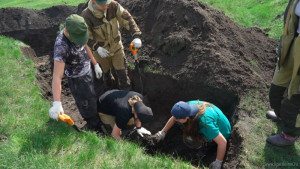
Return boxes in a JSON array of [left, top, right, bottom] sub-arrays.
[[58, 114, 74, 126], [130, 43, 139, 60]]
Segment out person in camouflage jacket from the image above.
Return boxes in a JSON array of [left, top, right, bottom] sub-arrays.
[[267, 0, 300, 146], [82, 0, 142, 92]]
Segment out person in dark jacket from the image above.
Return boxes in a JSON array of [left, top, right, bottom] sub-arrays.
[[97, 90, 153, 140]]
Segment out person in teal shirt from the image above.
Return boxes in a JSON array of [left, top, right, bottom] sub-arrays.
[[152, 100, 231, 169]]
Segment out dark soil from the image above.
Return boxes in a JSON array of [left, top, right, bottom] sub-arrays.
[[1, 0, 278, 168]]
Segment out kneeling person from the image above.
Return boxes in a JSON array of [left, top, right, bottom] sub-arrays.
[[98, 90, 153, 140]]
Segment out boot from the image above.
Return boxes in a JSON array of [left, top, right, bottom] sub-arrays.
[[267, 131, 296, 146], [116, 69, 131, 90], [266, 110, 281, 122]]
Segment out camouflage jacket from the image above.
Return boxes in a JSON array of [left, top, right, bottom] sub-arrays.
[[54, 30, 91, 78], [278, 0, 300, 97], [82, 0, 141, 56]]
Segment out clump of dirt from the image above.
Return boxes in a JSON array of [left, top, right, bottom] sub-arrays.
[[1, 0, 278, 168]]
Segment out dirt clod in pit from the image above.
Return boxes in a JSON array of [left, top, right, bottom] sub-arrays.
[[1, 0, 278, 168]]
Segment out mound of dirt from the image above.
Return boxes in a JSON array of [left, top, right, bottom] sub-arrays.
[[119, 0, 277, 95], [0, 0, 278, 94], [1, 0, 279, 168], [0, 3, 87, 56]]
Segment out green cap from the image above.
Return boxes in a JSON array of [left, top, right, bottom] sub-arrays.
[[95, 0, 111, 5], [65, 14, 88, 45]]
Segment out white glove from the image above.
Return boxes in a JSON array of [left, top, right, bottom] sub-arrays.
[[209, 159, 222, 169], [136, 127, 151, 137], [94, 64, 103, 79], [97, 47, 109, 58], [131, 38, 142, 48], [154, 130, 166, 142], [49, 101, 64, 121]]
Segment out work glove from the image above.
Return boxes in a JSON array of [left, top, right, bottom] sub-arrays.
[[131, 38, 142, 48], [97, 46, 109, 58], [209, 159, 222, 169], [136, 127, 151, 137], [94, 64, 103, 79], [153, 130, 166, 142], [49, 101, 64, 121]]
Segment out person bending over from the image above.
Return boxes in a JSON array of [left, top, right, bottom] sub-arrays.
[[153, 100, 231, 169], [98, 90, 153, 140]]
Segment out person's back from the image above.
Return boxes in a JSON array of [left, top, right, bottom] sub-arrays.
[[187, 100, 231, 140], [98, 90, 143, 129], [54, 30, 91, 78]]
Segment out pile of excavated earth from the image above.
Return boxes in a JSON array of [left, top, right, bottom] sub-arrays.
[[0, 0, 279, 168]]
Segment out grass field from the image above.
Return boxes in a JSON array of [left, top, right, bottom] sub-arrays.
[[0, 0, 87, 9], [1, 0, 299, 168], [199, 0, 289, 39]]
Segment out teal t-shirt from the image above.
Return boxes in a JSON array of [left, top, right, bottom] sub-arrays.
[[187, 100, 231, 140]]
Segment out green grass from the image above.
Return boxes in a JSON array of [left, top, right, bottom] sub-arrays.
[[0, 0, 87, 9], [0, 35, 195, 169], [237, 90, 300, 168], [199, 0, 289, 39]]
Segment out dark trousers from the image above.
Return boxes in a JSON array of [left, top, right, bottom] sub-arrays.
[[281, 95, 300, 136], [68, 69, 101, 130], [269, 84, 300, 136]]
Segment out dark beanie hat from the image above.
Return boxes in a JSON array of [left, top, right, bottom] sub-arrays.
[[134, 101, 153, 123]]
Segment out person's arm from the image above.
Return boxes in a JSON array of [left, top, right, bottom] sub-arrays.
[[115, 3, 141, 38], [152, 116, 176, 141], [135, 118, 142, 128], [52, 60, 65, 101], [111, 124, 122, 140], [162, 116, 176, 132], [213, 133, 227, 161], [85, 45, 98, 66], [85, 45, 103, 79]]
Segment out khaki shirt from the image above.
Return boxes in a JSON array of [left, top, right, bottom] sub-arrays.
[[82, 0, 141, 56], [274, 0, 300, 98]]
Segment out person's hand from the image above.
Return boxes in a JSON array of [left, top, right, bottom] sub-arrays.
[[49, 101, 64, 120], [94, 64, 103, 79], [209, 159, 222, 169], [131, 38, 142, 48], [153, 130, 166, 142], [136, 127, 151, 137], [97, 47, 109, 58]]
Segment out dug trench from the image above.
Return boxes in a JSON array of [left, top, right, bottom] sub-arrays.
[[128, 70, 240, 167], [1, 0, 279, 168], [20, 46, 241, 168]]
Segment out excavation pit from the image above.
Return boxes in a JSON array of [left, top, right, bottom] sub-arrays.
[[127, 70, 240, 167]]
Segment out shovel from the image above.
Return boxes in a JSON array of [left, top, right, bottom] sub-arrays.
[[58, 114, 81, 132], [129, 43, 143, 94]]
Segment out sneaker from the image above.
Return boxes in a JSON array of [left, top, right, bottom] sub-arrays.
[[266, 110, 281, 122], [267, 131, 295, 146]]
